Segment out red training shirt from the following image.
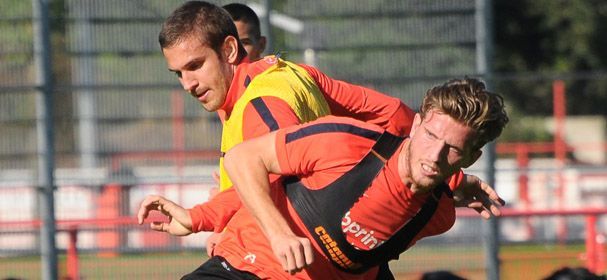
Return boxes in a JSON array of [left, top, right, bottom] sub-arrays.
[[190, 116, 464, 280]]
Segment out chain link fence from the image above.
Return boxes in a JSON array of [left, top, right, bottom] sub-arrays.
[[1, 1, 606, 279]]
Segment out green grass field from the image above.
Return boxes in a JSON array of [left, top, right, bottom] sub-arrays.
[[392, 243, 588, 280], [0, 244, 592, 280]]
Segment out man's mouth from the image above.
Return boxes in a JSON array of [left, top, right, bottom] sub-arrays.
[[196, 90, 209, 102], [421, 163, 438, 176]]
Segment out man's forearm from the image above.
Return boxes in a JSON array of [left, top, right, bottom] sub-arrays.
[[225, 139, 315, 272], [188, 187, 242, 233], [223, 135, 296, 240]]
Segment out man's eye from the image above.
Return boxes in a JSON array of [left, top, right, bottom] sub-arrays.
[[186, 62, 204, 72], [175, 71, 182, 78], [450, 147, 462, 156]]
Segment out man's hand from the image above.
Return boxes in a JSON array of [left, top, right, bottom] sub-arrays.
[[137, 195, 193, 236], [224, 132, 314, 274], [453, 174, 505, 219], [269, 233, 314, 275]]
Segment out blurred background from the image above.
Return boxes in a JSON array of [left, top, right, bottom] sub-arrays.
[[1, 0, 607, 279]]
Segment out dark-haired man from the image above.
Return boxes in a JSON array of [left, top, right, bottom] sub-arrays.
[[223, 3, 266, 61]]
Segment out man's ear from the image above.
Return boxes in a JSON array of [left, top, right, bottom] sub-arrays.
[[258, 36, 267, 54], [223, 35, 240, 64], [409, 113, 422, 137], [462, 149, 482, 168]]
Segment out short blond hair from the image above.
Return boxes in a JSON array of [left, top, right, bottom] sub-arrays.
[[420, 78, 509, 150]]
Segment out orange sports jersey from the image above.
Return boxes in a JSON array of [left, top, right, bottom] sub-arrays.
[[189, 116, 464, 280], [216, 55, 415, 190], [219, 56, 414, 138]]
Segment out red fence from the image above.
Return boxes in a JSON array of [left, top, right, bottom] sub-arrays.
[[2, 208, 606, 280]]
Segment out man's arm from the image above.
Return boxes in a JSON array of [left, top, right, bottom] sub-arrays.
[[454, 174, 505, 219], [188, 187, 243, 232], [137, 195, 193, 236], [445, 170, 505, 218], [301, 65, 506, 218], [223, 131, 314, 275], [300, 64, 414, 136], [136, 187, 242, 235]]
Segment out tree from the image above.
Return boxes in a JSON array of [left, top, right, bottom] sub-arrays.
[[494, 0, 607, 116]]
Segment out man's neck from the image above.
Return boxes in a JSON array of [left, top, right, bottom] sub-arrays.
[[217, 61, 246, 120]]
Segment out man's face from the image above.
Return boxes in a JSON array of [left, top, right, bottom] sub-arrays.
[[406, 110, 480, 192], [234, 20, 265, 61], [163, 36, 233, 112]]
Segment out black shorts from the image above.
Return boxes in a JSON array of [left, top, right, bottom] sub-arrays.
[[181, 256, 260, 280], [181, 256, 393, 280], [377, 262, 395, 280]]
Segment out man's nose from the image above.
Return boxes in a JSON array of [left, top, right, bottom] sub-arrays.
[[428, 141, 448, 163], [181, 72, 198, 93]]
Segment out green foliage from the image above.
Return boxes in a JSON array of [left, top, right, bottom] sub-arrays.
[[494, 0, 607, 116], [495, 0, 606, 72], [0, 1, 31, 18]]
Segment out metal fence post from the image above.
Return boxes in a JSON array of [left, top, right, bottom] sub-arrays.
[[476, 0, 500, 279], [32, 0, 58, 279]]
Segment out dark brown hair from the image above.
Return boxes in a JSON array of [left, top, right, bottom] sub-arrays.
[[223, 3, 262, 39], [159, 1, 246, 62]]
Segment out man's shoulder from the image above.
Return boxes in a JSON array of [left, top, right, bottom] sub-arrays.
[[288, 116, 385, 136], [249, 55, 313, 75], [247, 55, 280, 70], [233, 56, 278, 82]]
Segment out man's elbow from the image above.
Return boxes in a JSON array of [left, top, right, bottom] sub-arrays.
[[223, 144, 243, 176]]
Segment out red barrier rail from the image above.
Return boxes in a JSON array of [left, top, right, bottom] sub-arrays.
[[458, 208, 607, 274], [457, 208, 607, 217], [2, 208, 606, 279], [0, 216, 137, 229], [0, 215, 156, 280]]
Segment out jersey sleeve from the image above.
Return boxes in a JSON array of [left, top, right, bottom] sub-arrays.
[[274, 117, 380, 189], [274, 127, 317, 176], [188, 187, 241, 233], [387, 102, 416, 136], [300, 64, 415, 136], [241, 96, 301, 140], [447, 169, 465, 191]]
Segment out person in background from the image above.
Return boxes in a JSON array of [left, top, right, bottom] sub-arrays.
[[420, 270, 468, 280], [223, 3, 266, 61], [543, 266, 606, 280]]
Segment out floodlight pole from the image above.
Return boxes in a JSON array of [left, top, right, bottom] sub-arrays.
[[33, 0, 58, 279], [476, 0, 500, 280], [249, 1, 304, 56], [74, 2, 99, 170], [261, 0, 273, 54]]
